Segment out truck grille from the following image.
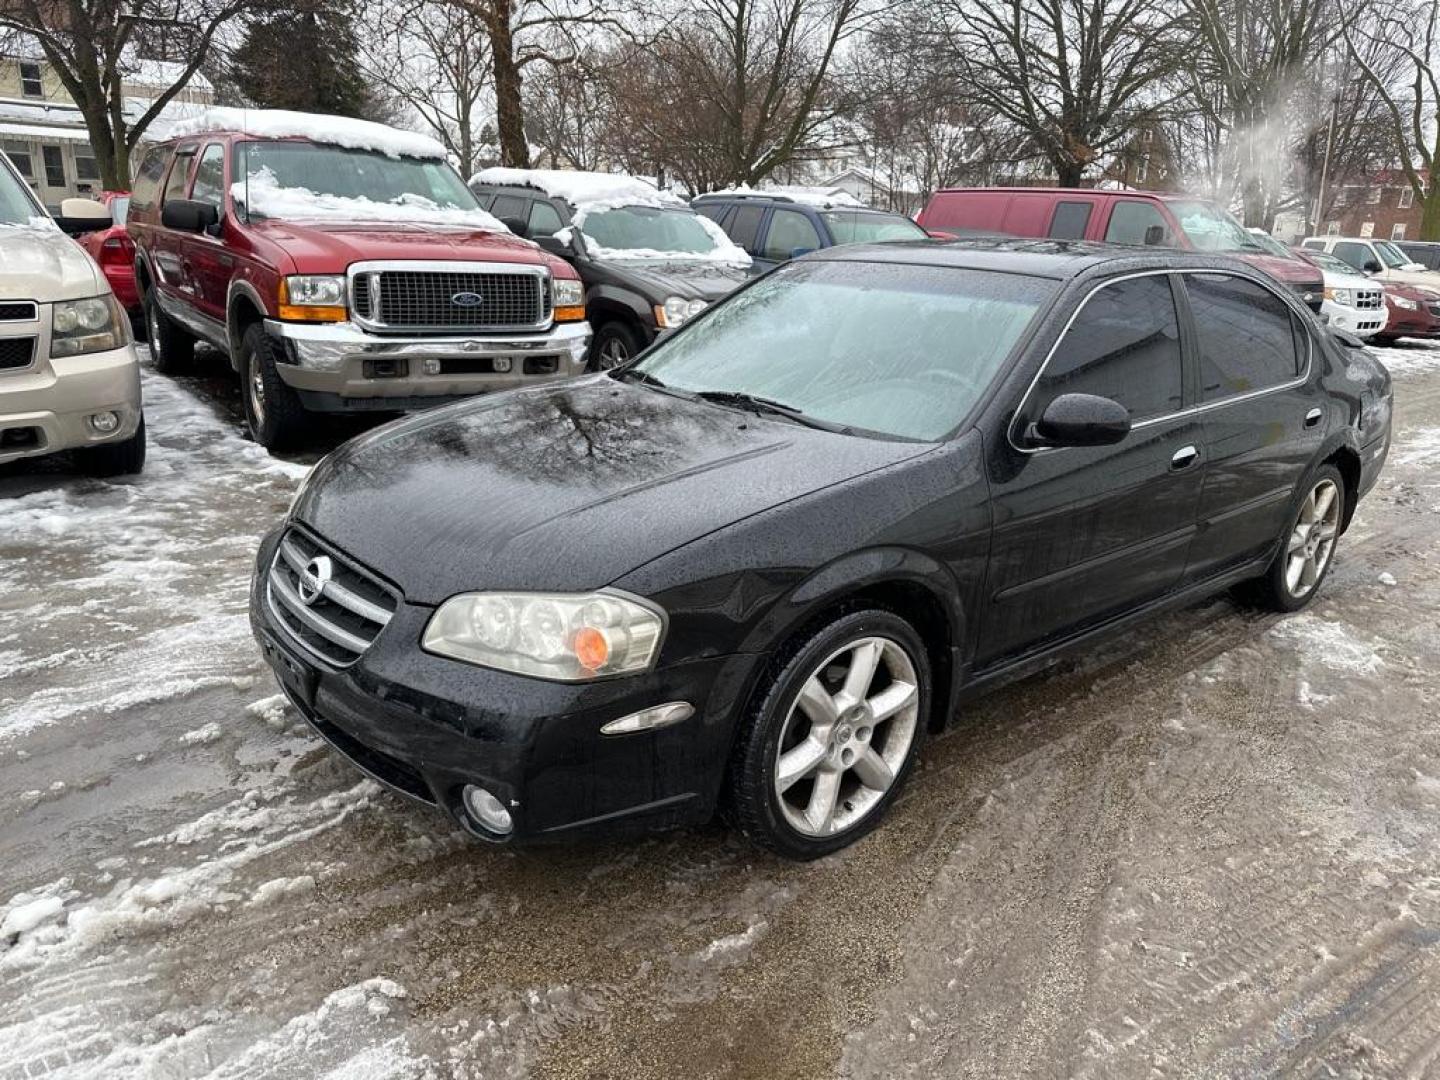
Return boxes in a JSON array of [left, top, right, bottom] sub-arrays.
[[0, 302, 38, 322], [351, 269, 548, 331], [266, 529, 398, 666], [1355, 289, 1383, 311], [0, 337, 35, 371]]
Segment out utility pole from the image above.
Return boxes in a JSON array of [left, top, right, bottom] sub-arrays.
[[1314, 94, 1340, 234]]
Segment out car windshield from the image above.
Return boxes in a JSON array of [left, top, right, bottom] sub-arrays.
[[628, 261, 1055, 440], [0, 155, 42, 225], [1375, 240, 1419, 269], [578, 205, 725, 256], [1171, 200, 1264, 253], [1245, 230, 1290, 257], [235, 140, 480, 214], [821, 210, 928, 244], [110, 195, 130, 225], [1309, 251, 1360, 276]]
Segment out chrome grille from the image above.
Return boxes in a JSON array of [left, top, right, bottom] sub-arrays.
[[0, 337, 35, 371], [350, 268, 548, 331], [0, 302, 38, 322], [266, 529, 397, 666], [1355, 289, 1383, 311]]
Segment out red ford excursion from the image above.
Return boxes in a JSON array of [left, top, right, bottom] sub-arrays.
[[127, 108, 590, 450]]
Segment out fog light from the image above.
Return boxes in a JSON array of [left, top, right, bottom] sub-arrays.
[[421, 357, 441, 375], [89, 410, 119, 433], [461, 784, 513, 835]]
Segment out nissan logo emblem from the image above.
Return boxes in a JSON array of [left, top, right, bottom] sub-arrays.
[[451, 291, 484, 308], [297, 555, 333, 606]]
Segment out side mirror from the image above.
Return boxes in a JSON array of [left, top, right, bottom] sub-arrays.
[[1029, 393, 1131, 448], [500, 216, 529, 239], [1143, 224, 1168, 247], [1362, 259, 1382, 274], [533, 233, 574, 259], [54, 197, 110, 235], [162, 199, 219, 234]]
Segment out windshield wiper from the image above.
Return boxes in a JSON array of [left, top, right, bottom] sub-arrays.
[[614, 368, 668, 388], [693, 390, 851, 433]]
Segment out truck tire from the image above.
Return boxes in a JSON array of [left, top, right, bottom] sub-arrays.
[[240, 323, 308, 452], [78, 415, 146, 477], [144, 291, 195, 374], [589, 321, 643, 371]]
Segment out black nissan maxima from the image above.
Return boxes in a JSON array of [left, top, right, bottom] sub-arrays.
[[250, 240, 1393, 859]]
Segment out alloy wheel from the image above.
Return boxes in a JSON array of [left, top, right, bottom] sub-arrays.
[[147, 305, 162, 362], [597, 336, 630, 369], [773, 635, 920, 837], [1285, 478, 1340, 599], [248, 358, 267, 424]]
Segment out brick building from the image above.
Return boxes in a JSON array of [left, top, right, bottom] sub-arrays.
[[1326, 170, 1426, 241]]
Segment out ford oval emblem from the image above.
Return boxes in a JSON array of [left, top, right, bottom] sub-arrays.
[[451, 291, 484, 308]]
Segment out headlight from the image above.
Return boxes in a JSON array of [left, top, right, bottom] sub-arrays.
[[422, 591, 665, 680], [1393, 296, 1419, 310], [654, 296, 707, 328], [1325, 287, 1353, 305], [51, 294, 128, 357], [279, 275, 347, 321], [553, 278, 583, 308]]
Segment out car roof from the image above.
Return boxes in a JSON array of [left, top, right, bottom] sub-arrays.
[[803, 237, 1279, 280], [929, 186, 1189, 202], [689, 192, 895, 213]]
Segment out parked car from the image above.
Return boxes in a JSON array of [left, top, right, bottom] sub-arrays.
[[1300, 235, 1440, 288], [1375, 281, 1440, 344], [250, 238, 1391, 858], [1396, 239, 1440, 271], [918, 189, 1325, 312], [691, 190, 931, 273], [470, 168, 752, 368], [126, 109, 590, 451], [70, 191, 139, 319], [1, 151, 145, 476], [1294, 249, 1388, 338]]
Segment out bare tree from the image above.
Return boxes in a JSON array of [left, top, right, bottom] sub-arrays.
[[523, 52, 609, 170], [0, 0, 259, 188]]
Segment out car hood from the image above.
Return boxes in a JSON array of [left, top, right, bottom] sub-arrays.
[[1378, 266, 1440, 288], [294, 376, 930, 603], [1320, 268, 1376, 291], [252, 220, 567, 275], [0, 223, 104, 301], [602, 259, 753, 302], [1230, 250, 1320, 285]]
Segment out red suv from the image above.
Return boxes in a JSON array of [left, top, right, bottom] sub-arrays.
[[127, 109, 589, 450], [918, 188, 1324, 312]]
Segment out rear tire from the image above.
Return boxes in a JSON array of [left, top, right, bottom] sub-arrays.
[[240, 323, 308, 452], [77, 414, 146, 477], [1245, 465, 1345, 612], [728, 609, 930, 860], [589, 321, 643, 371], [144, 291, 194, 374]]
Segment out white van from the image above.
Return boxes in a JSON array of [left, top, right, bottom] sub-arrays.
[[1301, 235, 1440, 289], [1, 150, 144, 475]]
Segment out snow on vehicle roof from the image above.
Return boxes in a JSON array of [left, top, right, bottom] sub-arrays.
[[698, 184, 868, 209], [471, 167, 683, 211], [172, 108, 448, 160], [234, 168, 508, 231]]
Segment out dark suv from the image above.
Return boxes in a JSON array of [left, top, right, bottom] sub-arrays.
[[470, 169, 752, 368], [691, 191, 929, 273]]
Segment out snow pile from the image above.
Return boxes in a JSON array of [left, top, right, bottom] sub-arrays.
[[0, 895, 65, 939], [471, 167, 678, 210], [173, 107, 446, 160], [1367, 340, 1440, 378], [236, 167, 507, 231], [179, 722, 223, 747], [1392, 426, 1440, 467], [1268, 614, 1385, 675], [567, 213, 751, 265], [701, 183, 865, 208]]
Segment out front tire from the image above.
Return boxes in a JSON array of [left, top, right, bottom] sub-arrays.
[[240, 323, 308, 452], [589, 321, 643, 371], [77, 415, 146, 477], [144, 291, 194, 375], [1248, 465, 1345, 612], [728, 609, 930, 860]]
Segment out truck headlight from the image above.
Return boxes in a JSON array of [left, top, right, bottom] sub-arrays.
[[279, 275, 347, 322], [422, 590, 664, 680], [51, 294, 128, 357], [654, 296, 707, 328], [553, 277, 584, 322], [1325, 287, 1353, 306]]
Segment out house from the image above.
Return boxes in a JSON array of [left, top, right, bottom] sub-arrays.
[[0, 45, 212, 209], [1323, 170, 1427, 242], [1102, 123, 1181, 192]]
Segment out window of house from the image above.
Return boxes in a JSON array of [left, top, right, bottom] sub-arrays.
[[1392, 223, 1407, 241], [1326, 221, 1340, 236], [1185, 273, 1302, 402], [1031, 274, 1183, 421], [1399, 187, 1414, 209], [1136, 157, 1149, 184], [19, 61, 43, 98], [40, 145, 64, 188], [2, 140, 33, 178], [73, 148, 99, 182], [1367, 187, 1382, 204], [1334, 189, 1349, 207], [1141, 129, 1154, 145]]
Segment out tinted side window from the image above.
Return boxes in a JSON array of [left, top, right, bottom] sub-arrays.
[[1185, 274, 1301, 401], [528, 199, 564, 236], [1034, 275, 1183, 421], [1104, 201, 1174, 246], [1332, 241, 1371, 272], [727, 205, 765, 252], [1301, 239, 1324, 250], [762, 208, 822, 260], [130, 147, 170, 213], [489, 193, 528, 220], [162, 149, 196, 205], [694, 202, 726, 222], [190, 143, 225, 205], [1049, 200, 1093, 239]]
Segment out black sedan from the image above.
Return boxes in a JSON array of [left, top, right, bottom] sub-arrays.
[[250, 240, 1393, 860]]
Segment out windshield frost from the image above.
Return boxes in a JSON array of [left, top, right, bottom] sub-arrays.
[[631, 261, 1054, 440], [821, 210, 927, 245], [1171, 201, 1260, 253], [578, 206, 725, 256]]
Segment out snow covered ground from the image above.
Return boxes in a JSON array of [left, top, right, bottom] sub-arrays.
[[1, 341, 1440, 1078]]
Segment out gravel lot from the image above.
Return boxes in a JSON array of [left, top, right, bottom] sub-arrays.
[[2, 343, 1439, 1079]]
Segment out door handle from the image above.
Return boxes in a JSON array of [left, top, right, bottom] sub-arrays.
[[1304, 407, 1323, 428], [1171, 445, 1199, 471]]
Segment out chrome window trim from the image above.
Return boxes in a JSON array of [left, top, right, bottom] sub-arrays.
[[1008, 267, 1315, 456], [345, 259, 552, 334]]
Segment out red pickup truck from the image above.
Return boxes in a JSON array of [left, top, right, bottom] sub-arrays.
[[127, 109, 590, 450]]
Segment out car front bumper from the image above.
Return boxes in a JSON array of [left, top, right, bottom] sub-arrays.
[[262, 318, 591, 409], [248, 526, 758, 842], [0, 341, 143, 465], [1323, 302, 1387, 337]]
